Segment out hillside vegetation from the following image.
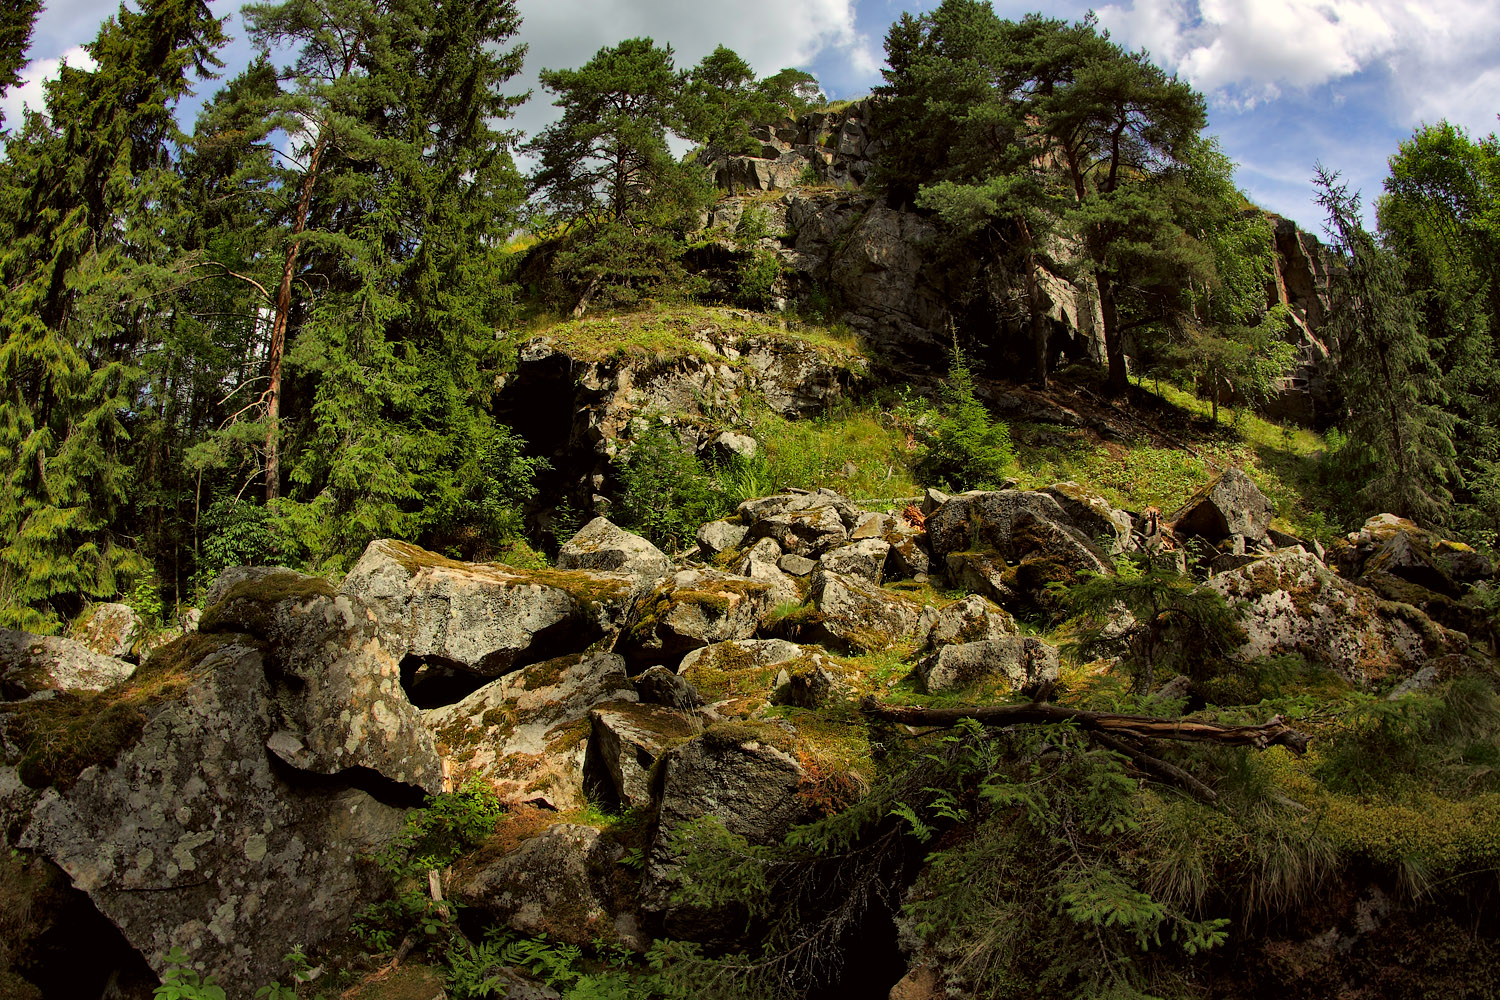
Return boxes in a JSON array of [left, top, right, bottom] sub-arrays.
[[2, 1, 1499, 999]]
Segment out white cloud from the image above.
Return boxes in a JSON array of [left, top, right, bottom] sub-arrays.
[[1, 46, 97, 128], [511, 0, 877, 141], [1098, 0, 1500, 135]]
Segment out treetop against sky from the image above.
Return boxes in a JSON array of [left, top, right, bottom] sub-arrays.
[[4, 0, 1497, 232]]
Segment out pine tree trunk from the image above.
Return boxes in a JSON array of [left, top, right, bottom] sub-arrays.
[[264, 132, 328, 502], [1099, 275, 1128, 395]]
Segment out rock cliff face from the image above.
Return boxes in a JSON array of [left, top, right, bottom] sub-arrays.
[[696, 100, 1337, 419]]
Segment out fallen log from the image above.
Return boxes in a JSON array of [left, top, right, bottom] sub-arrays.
[[860, 697, 1310, 754], [859, 697, 1312, 803]]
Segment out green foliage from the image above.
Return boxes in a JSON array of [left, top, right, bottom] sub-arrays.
[[732, 249, 783, 310], [1060, 553, 1245, 694], [153, 948, 226, 1000], [376, 783, 506, 880], [1316, 165, 1457, 524], [918, 342, 1016, 490], [614, 422, 731, 551]]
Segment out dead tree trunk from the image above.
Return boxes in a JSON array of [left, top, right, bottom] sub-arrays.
[[860, 697, 1311, 803]]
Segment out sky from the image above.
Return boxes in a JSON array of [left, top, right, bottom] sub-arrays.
[[4, 0, 1498, 234]]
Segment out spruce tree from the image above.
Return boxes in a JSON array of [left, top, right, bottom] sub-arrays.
[[1316, 165, 1456, 524], [0, 0, 41, 128], [0, 0, 225, 629]]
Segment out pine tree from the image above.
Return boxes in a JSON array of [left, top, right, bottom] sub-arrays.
[[0, 0, 41, 128], [525, 38, 712, 314]]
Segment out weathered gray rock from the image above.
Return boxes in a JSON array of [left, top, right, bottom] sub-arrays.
[[620, 569, 775, 663], [1171, 468, 1274, 544], [745, 495, 851, 556], [341, 539, 635, 676], [1208, 550, 1465, 688], [1041, 483, 1134, 553], [678, 638, 805, 675], [557, 517, 671, 581], [71, 603, 144, 661], [819, 538, 890, 584], [644, 723, 810, 933], [14, 636, 408, 989], [915, 637, 1060, 694], [678, 639, 810, 718], [199, 569, 443, 791], [711, 431, 758, 461], [588, 702, 697, 809], [919, 594, 1017, 649], [944, 550, 1017, 608], [851, 512, 931, 578], [203, 565, 297, 609], [0, 629, 135, 700], [422, 652, 636, 810], [770, 657, 849, 709], [632, 665, 704, 710], [457, 824, 630, 947], [777, 553, 818, 576], [790, 570, 924, 653], [696, 519, 749, 557], [925, 490, 1079, 557]]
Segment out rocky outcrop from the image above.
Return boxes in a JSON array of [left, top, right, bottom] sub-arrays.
[[1208, 550, 1466, 688], [341, 539, 635, 679], [0, 629, 135, 700], [10, 635, 409, 988]]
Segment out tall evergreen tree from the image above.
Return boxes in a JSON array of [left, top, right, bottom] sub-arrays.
[[0, 0, 225, 629], [203, 0, 537, 565], [0, 0, 41, 129], [525, 38, 712, 314], [1317, 165, 1456, 524]]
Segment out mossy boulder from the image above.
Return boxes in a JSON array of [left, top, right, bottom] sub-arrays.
[[456, 823, 637, 949], [1208, 550, 1466, 688], [556, 517, 672, 582], [422, 652, 636, 810], [914, 636, 1060, 695], [619, 569, 775, 665], [1170, 467, 1274, 545], [917, 594, 1018, 650], [340, 539, 634, 677], [587, 701, 699, 809], [0, 629, 135, 701], [69, 603, 144, 662], [740, 490, 859, 556], [678, 638, 807, 716], [777, 570, 924, 654], [15, 636, 408, 990]]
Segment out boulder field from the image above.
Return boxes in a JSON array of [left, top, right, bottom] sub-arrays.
[[0, 471, 1488, 994]]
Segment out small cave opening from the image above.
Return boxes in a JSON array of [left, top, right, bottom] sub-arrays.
[[4, 855, 160, 999], [494, 349, 598, 549], [398, 654, 495, 710]]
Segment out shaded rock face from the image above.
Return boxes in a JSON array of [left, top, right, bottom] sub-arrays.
[[422, 652, 636, 811], [588, 702, 698, 810], [14, 637, 409, 988], [341, 538, 634, 684], [556, 517, 670, 582], [457, 823, 633, 947], [644, 724, 810, 936], [1171, 468, 1274, 545], [1208, 550, 1465, 688], [0, 629, 135, 700]]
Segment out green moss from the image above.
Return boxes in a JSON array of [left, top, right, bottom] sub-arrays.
[[199, 572, 335, 636], [3, 631, 238, 791]]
